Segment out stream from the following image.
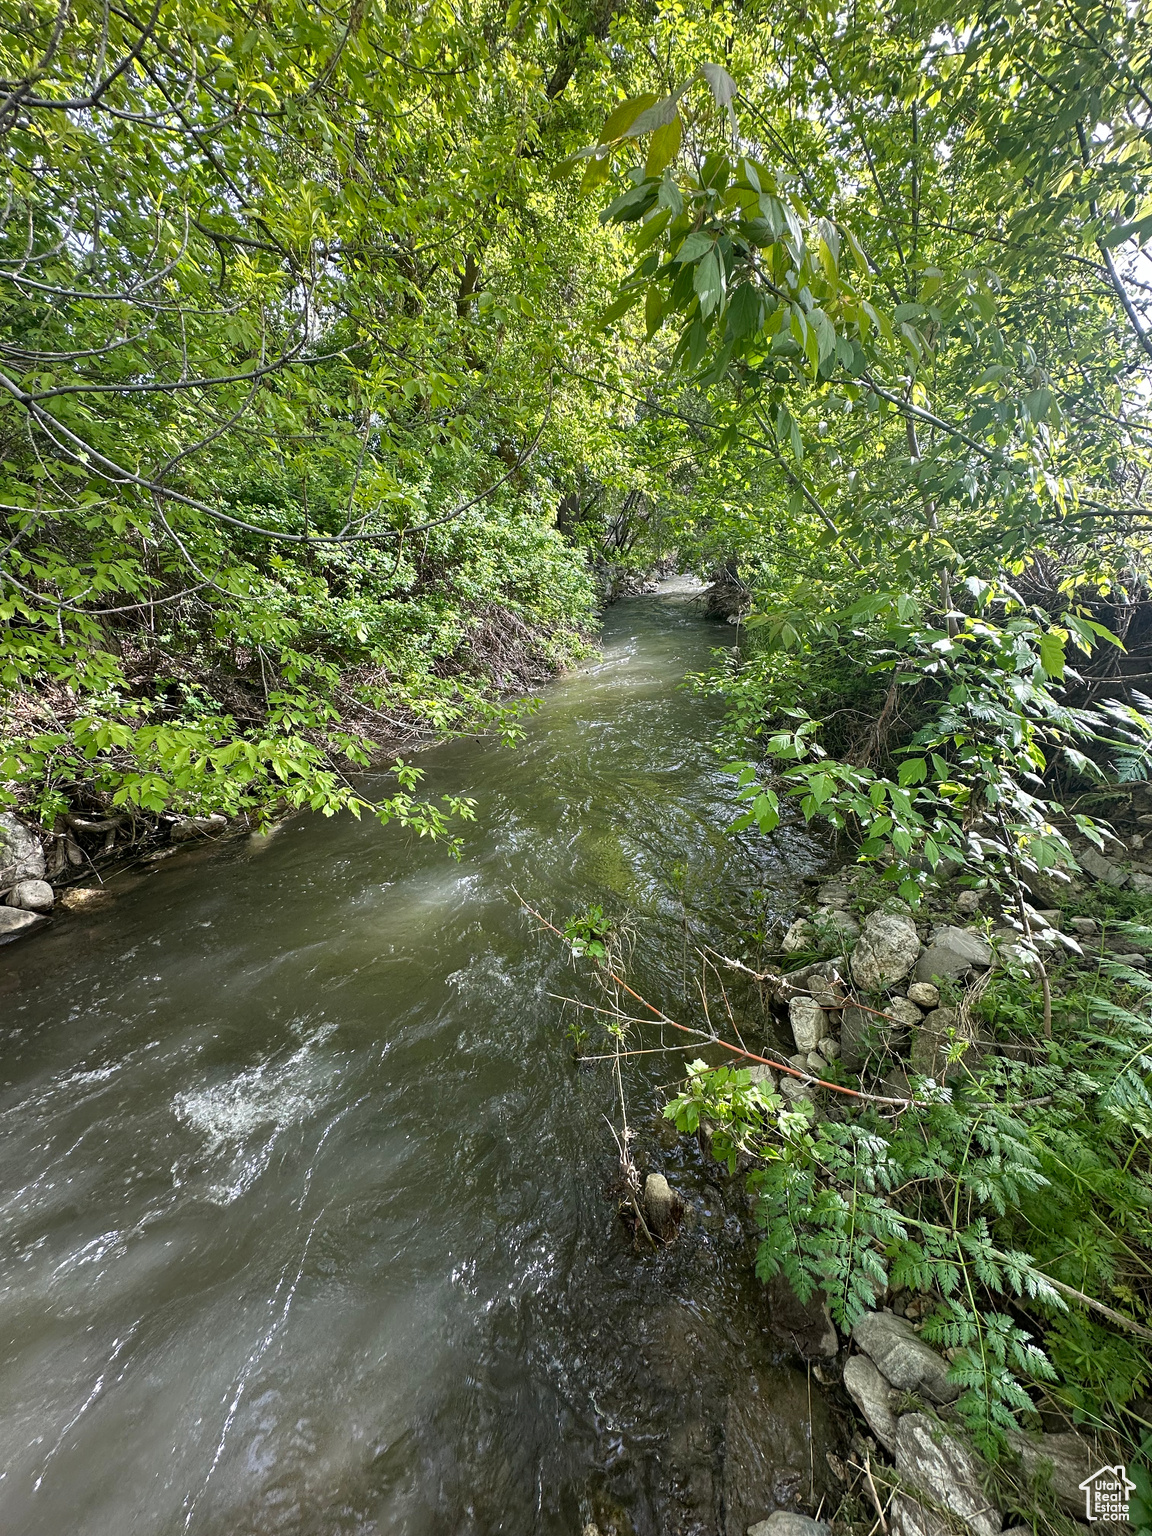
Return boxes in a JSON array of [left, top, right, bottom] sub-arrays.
[[0, 586, 838, 1536]]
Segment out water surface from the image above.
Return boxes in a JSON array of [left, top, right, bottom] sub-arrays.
[[0, 591, 834, 1536]]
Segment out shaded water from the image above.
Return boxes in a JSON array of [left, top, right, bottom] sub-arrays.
[[0, 591, 837, 1536]]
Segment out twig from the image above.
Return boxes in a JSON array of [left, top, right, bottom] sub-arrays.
[[518, 894, 924, 1108], [863, 1450, 889, 1535]]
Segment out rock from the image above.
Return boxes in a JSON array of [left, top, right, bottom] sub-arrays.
[[1004, 1428, 1094, 1518], [910, 1006, 982, 1081], [820, 1038, 840, 1060], [0, 813, 45, 887], [850, 1311, 959, 1404], [907, 982, 940, 1008], [813, 907, 860, 946], [840, 1004, 875, 1072], [955, 890, 982, 915], [747, 1063, 777, 1091], [1035, 909, 1063, 930], [170, 813, 228, 843], [843, 1354, 899, 1453], [850, 912, 921, 992], [780, 1076, 814, 1105], [6, 878, 54, 912], [779, 957, 847, 999], [1113, 953, 1149, 969], [766, 1273, 839, 1360], [58, 885, 111, 910], [782, 918, 816, 954], [789, 996, 828, 1052], [891, 1413, 1001, 1536], [1129, 870, 1152, 894], [886, 995, 923, 1029], [644, 1172, 678, 1238], [1069, 916, 1098, 935], [914, 926, 992, 984], [806, 1050, 827, 1074], [816, 881, 852, 909], [0, 906, 46, 942], [747, 1515, 829, 1536], [1079, 845, 1129, 887]]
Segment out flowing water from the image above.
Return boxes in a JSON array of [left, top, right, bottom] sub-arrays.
[[0, 588, 839, 1536]]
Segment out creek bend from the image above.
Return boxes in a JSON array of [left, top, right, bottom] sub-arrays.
[[0, 588, 834, 1536]]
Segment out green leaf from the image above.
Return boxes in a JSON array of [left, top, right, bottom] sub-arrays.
[[599, 94, 659, 143], [693, 249, 723, 318], [645, 114, 682, 176]]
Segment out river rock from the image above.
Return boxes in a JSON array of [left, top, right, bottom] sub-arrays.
[[789, 996, 828, 1052], [0, 906, 46, 942], [782, 918, 816, 954], [886, 995, 922, 1030], [816, 881, 852, 909], [843, 1354, 899, 1452], [1079, 844, 1129, 887], [839, 1004, 874, 1072], [1005, 1428, 1094, 1517], [850, 912, 920, 992], [6, 878, 54, 912], [58, 885, 112, 910], [851, 1311, 959, 1404], [0, 813, 45, 887], [954, 889, 982, 915], [907, 982, 939, 1007], [170, 813, 228, 843], [914, 926, 992, 984], [910, 1006, 982, 1081], [747, 1515, 829, 1536], [891, 1413, 1001, 1536], [644, 1172, 677, 1238], [747, 1063, 777, 1091], [780, 1076, 814, 1105], [813, 907, 860, 947], [766, 1273, 839, 1360]]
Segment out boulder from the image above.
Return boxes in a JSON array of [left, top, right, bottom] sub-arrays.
[[0, 907, 46, 943], [748, 1516, 829, 1536], [644, 1172, 678, 1239], [907, 982, 940, 1008], [766, 1273, 839, 1360], [6, 878, 54, 912], [850, 912, 921, 992], [1079, 845, 1129, 887], [843, 1354, 899, 1453], [1005, 1428, 1094, 1517], [0, 813, 45, 887], [850, 1311, 959, 1404], [891, 1413, 1001, 1536], [914, 926, 992, 984], [789, 996, 828, 1052]]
